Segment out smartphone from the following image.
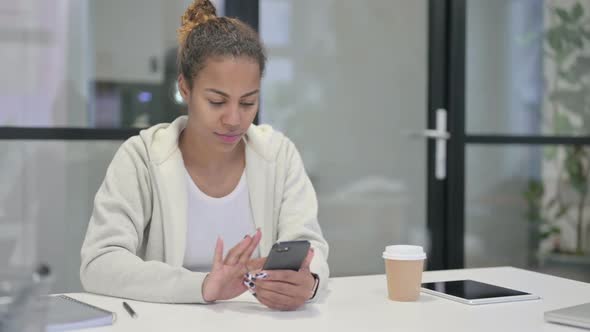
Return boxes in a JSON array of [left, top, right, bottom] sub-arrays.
[[262, 240, 310, 271]]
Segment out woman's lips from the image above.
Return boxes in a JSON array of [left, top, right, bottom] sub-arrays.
[[215, 132, 242, 143]]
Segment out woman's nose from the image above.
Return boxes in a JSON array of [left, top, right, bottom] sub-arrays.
[[221, 104, 241, 127]]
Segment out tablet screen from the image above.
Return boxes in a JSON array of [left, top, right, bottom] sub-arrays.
[[421, 280, 531, 300]]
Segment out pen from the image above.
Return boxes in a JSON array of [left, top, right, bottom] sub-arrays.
[[122, 301, 138, 319]]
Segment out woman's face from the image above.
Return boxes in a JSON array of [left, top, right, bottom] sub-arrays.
[[179, 56, 261, 153]]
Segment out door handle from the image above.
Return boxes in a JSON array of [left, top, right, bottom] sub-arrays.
[[420, 129, 450, 140], [408, 109, 449, 180]]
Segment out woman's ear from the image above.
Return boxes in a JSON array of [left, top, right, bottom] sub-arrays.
[[178, 75, 191, 102]]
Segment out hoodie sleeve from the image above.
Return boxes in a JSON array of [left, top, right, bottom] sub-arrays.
[[79, 137, 208, 303], [275, 138, 330, 300]]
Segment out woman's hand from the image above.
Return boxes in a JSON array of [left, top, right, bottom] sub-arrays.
[[252, 248, 316, 311], [201, 229, 261, 302], [247, 257, 267, 271]]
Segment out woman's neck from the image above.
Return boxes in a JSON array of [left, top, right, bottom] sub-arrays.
[[179, 126, 244, 173]]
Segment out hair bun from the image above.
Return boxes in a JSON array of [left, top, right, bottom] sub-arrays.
[[177, 0, 218, 45]]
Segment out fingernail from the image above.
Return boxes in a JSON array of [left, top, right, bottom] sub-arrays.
[[254, 272, 268, 279], [244, 278, 256, 289]]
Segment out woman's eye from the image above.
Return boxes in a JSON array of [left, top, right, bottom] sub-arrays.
[[240, 102, 255, 107], [209, 101, 225, 106]]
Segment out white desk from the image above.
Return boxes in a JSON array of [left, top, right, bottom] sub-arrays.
[[66, 267, 590, 332]]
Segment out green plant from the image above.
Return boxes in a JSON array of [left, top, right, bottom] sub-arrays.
[[523, 179, 561, 252], [546, 2, 590, 130], [527, 2, 590, 256]]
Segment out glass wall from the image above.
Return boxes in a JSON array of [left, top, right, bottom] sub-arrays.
[[465, 0, 544, 136], [466, 0, 590, 137], [465, 0, 590, 282], [466, 145, 590, 282], [0, 141, 122, 293], [0, 0, 225, 129], [0, 0, 223, 292]]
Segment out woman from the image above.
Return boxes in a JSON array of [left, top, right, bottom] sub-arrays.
[[79, 0, 329, 311]]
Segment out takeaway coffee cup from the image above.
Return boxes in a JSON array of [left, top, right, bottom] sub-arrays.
[[383, 245, 426, 301]]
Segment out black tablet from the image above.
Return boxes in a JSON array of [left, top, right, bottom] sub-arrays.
[[421, 279, 540, 305]]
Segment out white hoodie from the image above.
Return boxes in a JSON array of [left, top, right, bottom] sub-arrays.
[[80, 116, 329, 303]]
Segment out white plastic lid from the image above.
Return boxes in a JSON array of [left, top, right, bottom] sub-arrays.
[[382, 245, 426, 260]]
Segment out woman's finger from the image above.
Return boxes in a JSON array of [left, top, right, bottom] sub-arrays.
[[255, 280, 299, 298], [256, 288, 299, 310], [299, 248, 314, 272], [212, 237, 224, 268], [240, 229, 262, 264], [224, 235, 252, 265], [258, 270, 299, 285], [247, 257, 267, 271]]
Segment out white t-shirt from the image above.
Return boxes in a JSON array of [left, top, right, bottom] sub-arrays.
[[183, 169, 257, 272]]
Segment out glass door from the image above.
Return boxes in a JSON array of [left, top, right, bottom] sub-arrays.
[[446, 0, 590, 282]]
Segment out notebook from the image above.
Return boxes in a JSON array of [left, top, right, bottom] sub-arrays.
[[545, 302, 590, 330], [45, 295, 116, 332]]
